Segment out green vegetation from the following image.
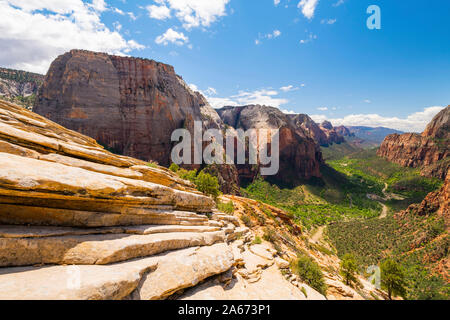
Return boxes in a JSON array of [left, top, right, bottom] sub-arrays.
[[380, 259, 407, 300], [173, 167, 221, 199], [340, 253, 359, 287], [241, 164, 382, 229], [291, 254, 327, 296], [217, 200, 234, 214], [169, 163, 179, 172], [328, 148, 442, 211], [0, 67, 43, 84], [195, 171, 220, 199], [146, 161, 158, 168], [252, 236, 262, 245]]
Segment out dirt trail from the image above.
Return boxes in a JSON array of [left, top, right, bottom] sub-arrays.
[[311, 226, 325, 243]]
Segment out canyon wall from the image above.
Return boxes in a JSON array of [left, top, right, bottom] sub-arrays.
[[377, 106, 450, 179]]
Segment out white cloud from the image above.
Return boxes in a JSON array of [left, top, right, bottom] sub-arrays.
[[155, 28, 189, 45], [297, 0, 319, 20], [147, 4, 171, 20], [0, 0, 144, 74], [149, 0, 230, 30], [333, 0, 345, 7], [300, 32, 317, 44], [317, 107, 328, 111], [256, 29, 282, 44], [205, 87, 217, 95], [274, 0, 281, 6], [206, 88, 289, 109], [280, 85, 300, 92], [364, 99, 372, 103], [310, 106, 445, 132], [321, 18, 336, 25]]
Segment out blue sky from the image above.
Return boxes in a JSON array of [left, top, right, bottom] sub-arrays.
[[1, 0, 449, 131]]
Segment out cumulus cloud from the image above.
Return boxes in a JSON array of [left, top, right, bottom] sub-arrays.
[[155, 28, 189, 45], [147, 4, 171, 20], [0, 0, 144, 74], [310, 106, 445, 132], [147, 0, 230, 30], [274, 0, 281, 6], [298, 0, 319, 20]]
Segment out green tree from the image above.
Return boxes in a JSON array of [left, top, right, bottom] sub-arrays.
[[195, 171, 220, 199], [292, 254, 327, 296], [340, 253, 359, 286], [380, 259, 407, 300]]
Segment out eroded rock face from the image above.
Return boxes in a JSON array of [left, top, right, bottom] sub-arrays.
[[34, 50, 207, 166], [289, 114, 347, 147], [217, 105, 322, 184], [377, 106, 450, 179]]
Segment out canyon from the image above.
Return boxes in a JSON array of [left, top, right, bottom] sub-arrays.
[[378, 106, 450, 179]]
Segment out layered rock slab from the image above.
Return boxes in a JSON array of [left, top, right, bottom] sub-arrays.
[[0, 244, 232, 300]]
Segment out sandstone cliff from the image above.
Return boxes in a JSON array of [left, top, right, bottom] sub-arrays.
[[33, 50, 239, 193], [217, 105, 323, 184], [377, 106, 450, 179]]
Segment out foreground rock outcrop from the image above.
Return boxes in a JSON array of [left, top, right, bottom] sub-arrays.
[[1, 99, 351, 300], [378, 106, 450, 179]]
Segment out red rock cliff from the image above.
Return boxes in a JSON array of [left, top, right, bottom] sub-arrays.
[[377, 106, 450, 179]]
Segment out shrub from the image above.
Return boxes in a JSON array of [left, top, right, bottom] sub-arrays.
[[241, 215, 254, 228], [169, 163, 179, 172], [195, 171, 220, 199], [252, 236, 262, 245], [217, 201, 234, 214], [291, 254, 327, 296], [263, 227, 277, 243], [147, 161, 158, 168], [178, 169, 197, 183]]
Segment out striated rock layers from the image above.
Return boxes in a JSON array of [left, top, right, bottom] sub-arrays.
[[0, 99, 240, 299], [377, 106, 450, 179], [217, 105, 323, 184], [33, 50, 240, 193]]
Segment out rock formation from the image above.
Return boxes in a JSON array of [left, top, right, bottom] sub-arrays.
[[0, 67, 43, 110], [217, 105, 323, 184], [377, 106, 450, 179], [289, 114, 347, 147], [33, 49, 239, 193]]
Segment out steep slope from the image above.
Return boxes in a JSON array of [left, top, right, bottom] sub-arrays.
[[377, 106, 450, 179], [217, 105, 323, 184], [0, 67, 44, 110]]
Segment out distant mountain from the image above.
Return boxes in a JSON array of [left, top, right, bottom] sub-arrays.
[[347, 126, 404, 144], [0, 67, 44, 110]]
